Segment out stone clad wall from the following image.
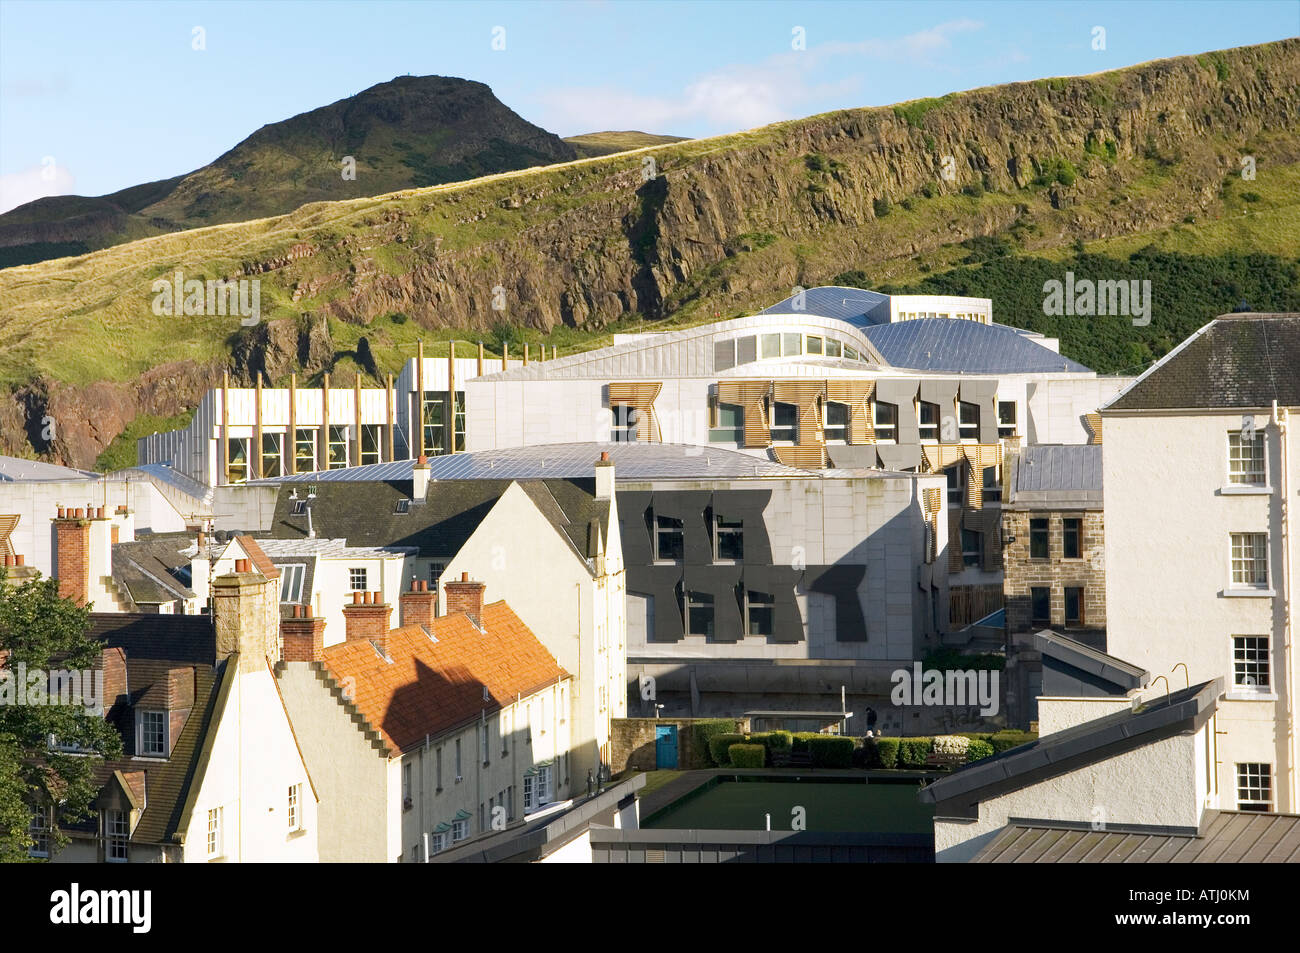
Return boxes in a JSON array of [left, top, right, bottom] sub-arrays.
[[611, 717, 748, 773]]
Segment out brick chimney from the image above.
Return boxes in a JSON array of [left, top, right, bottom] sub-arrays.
[[281, 604, 326, 662], [444, 572, 485, 624], [400, 579, 437, 629], [595, 450, 615, 500], [343, 591, 393, 652], [52, 508, 91, 605], [212, 558, 281, 672]]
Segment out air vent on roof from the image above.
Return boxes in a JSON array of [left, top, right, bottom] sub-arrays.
[[395, 499, 411, 514], [291, 500, 308, 515]]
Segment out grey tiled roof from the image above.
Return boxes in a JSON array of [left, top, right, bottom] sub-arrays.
[[1106, 313, 1300, 411], [251, 443, 808, 483], [759, 286, 891, 327], [1009, 445, 1103, 506], [863, 319, 1093, 374], [1032, 629, 1148, 690], [111, 536, 197, 605], [0, 455, 97, 482], [973, 811, 1300, 863]]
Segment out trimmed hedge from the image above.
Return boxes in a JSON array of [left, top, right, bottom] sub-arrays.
[[692, 719, 739, 758], [808, 736, 855, 768], [728, 743, 766, 769], [898, 737, 934, 768], [708, 733, 747, 766], [966, 739, 995, 762], [990, 730, 1037, 753], [873, 737, 900, 769]]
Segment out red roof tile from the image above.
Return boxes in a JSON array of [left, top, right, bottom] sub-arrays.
[[235, 535, 280, 580], [322, 601, 568, 754]]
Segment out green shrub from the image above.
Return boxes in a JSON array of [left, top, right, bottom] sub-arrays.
[[808, 736, 855, 768], [920, 181, 937, 199], [805, 152, 832, 173], [790, 732, 823, 755], [1242, 191, 1261, 203], [898, 737, 934, 768], [962, 180, 984, 198], [966, 739, 995, 762], [900, 197, 917, 211], [874, 738, 900, 769], [708, 733, 747, 766], [692, 720, 738, 763], [989, 730, 1037, 754], [729, 743, 766, 769], [873, 196, 892, 217], [763, 730, 793, 752], [853, 739, 875, 768]]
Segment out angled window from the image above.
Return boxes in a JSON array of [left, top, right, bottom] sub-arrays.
[[713, 515, 743, 562], [770, 402, 798, 442], [918, 401, 940, 441], [1233, 636, 1270, 692], [611, 405, 639, 442], [824, 401, 849, 443], [279, 564, 306, 603], [1230, 533, 1268, 588], [873, 401, 897, 443], [654, 514, 684, 561], [997, 401, 1017, 439], [958, 401, 980, 441], [843, 345, 859, 361], [709, 402, 744, 443], [686, 591, 715, 637], [1228, 430, 1265, 485], [226, 438, 249, 485], [261, 432, 284, 478], [360, 424, 383, 465], [294, 428, 317, 471]]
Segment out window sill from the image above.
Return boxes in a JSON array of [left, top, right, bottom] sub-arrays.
[[287, 827, 309, 841], [1220, 588, 1276, 598], [1225, 691, 1278, 702], [1219, 485, 1271, 496], [651, 560, 682, 567]]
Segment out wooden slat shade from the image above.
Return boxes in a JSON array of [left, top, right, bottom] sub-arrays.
[[826, 379, 875, 443], [608, 382, 663, 441], [922, 487, 942, 564], [1084, 412, 1103, 445], [717, 381, 772, 448], [772, 380, 826, 448], [771, 445, 828, 469]]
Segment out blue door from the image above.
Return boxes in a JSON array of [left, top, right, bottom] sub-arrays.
[[655, 725, 678, 769]]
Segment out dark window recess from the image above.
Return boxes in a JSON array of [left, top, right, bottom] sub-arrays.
[[959, 401, 980, 439], [686, 591, 714, 637], [655, 515, 684, 561], [771, 402, 798, 442], [1031, 587, 1050, 624], [714, 516, 743, 561], [1063, 518, 1082, 559], [961, 528, 981, 567], [1030, 518, 1050, 559], [746, 591, 774, 636], [947, 465, 963, 505], [918, 401, 940, 441], [1064, 587, 1084, 625]]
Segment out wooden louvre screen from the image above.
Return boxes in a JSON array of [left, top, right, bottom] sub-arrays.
[[963, 444, 1001, 510], [771, 445, 828, 469], [607, 382, 663, 441], [825, 380, 875, 443], [772, 380, 826, 447], [1084, 412, 1103, 445], [921, 487, 942, 564], [981, 506, 1002, 572], [717, 381, 772, 448], [948, 507, 964, 573]]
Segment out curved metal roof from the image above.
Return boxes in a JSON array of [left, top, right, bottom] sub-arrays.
[[864, 318, 1093, 374]]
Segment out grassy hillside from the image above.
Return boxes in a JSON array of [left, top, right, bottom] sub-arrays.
[[564, 131, 689, 158]]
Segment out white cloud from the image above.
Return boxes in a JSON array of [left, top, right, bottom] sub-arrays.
[[0, 161, 76, 215], [536, 19, 985, 135]]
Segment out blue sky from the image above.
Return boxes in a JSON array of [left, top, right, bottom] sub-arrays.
[[1, 0, 1296, 212]]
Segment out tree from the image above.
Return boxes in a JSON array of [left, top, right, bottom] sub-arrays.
[[0, 568, 122, 862]]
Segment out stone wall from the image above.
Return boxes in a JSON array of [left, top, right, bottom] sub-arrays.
[[611, 717, 748, 773], [1002, 509, 1106, 634]]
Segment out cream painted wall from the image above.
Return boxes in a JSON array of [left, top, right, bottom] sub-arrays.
[[1104, 410, 1297, 810], [275, 661, 392, 862], [180, 665, 318, 863], [934, 717, 1213, 862], [1037, 696, 1136, 735]]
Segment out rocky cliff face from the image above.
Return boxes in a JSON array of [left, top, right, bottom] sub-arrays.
[[2, 40, 1297, 469]]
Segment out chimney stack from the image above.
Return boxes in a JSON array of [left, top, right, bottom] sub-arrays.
[[52, 509, 91, 605], [212, 560, 281, 672], [595, 450, 615, 501], [444, 572, 486, 624], [400, 578, 437, 629], [343, 592, 393, 651], [412, 455, 430, 501], [281, 604, 326, 662]]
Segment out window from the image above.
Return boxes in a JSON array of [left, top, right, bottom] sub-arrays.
[[480, 722, 490, 765], [981, 465, 1001, 503], [686, 591, 714, 637], [844, 345, 859, 361], [327, 425, 348, 469], [435, 747, 443, 790], [524, 766, 553, 812], [958, 401, 980, 440], [611, 405, 639, 442], [402, 763, 412, 807], [782, 333, 801, 356], [654, 514, 684, 561], [279, 564, 306, 603], [770, 402, 797, 442], [1228, 430, 1265, 485], [1063, 518, 1082, 559], [947, 465, 963, 505], [806, 336, 823, 355], [138, 709, 167, 757], [422, 391, 466, 455], [451, 818, 469, 842], [760, 333, 780, 359], [261, 432, 283, 478], [429, 561, 446, 591], [961, 529, 981, 567], [28, 805, 50, 859], [918, 401, 940, 441], [104, 809, 130, 862], [288, 784, 302, 831], [1029, 519, 1050, 560], [997, 401, 1017, 439], [1030, 587, 1050, 625], [1230, 533, 1268, 588], [746, 591, 774, 636], [824, 401, 849, 443], [349, 567, 368, 592], [205, 807, 221, 859], [710, 402, 744, 443], [1236, 763, 1272, 811], [825, 339, 842, 358], [874, 401, 897, 442], [360, 424, 383, 465], [1233, 636, 1270, 691], [1064, 587, 1084, 626], [455, 739, 462, 779], [430, 831, 447, 854], [294, 428, 317, 471], [713, 514, 743, 561], [227, 438, 249, 484]]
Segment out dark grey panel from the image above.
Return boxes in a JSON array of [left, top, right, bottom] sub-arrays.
[[826, 445, 878, 468], [918, 379, 958, 407], [876, 444, 921, 470], [961, 379, 999, 443], [736, 335, 757, 365], [652, 490, 714, 565], [714, 339, 736, 372], [807, 565, 869, 641]]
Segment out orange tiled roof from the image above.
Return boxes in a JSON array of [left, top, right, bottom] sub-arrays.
[[235, 535, 280, 580], [321, 601, 568, 754]]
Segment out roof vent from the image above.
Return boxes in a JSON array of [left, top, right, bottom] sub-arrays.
[[395, 499, 411, 514]]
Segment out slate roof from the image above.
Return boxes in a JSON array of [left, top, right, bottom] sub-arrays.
[[1032, 629, 1149, 691], [973, 811, 1300, 863], [0, 455, 97, 482], [88, 612, 215, 666], [251, 442, 807, 483], [1006, 444, 1103, 508], [111, 535, 196, 605], [920, 679, 1221, 809], [262, 476, 610, 565], [1105, 313, 1300, 411], [863, 319, 1093, 374], [759, 286, 891, 327], [321, 601, 568, 754]]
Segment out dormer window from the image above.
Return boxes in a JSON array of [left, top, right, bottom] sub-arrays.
[[138, 710, 167, 758]]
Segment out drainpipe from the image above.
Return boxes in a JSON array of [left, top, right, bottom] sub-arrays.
[[1275, 400, 1296, 811]]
